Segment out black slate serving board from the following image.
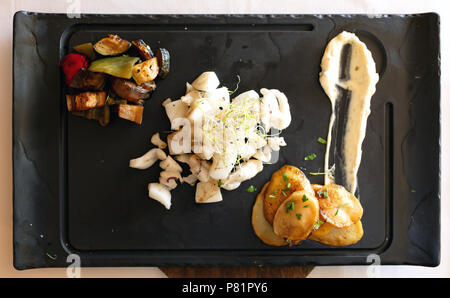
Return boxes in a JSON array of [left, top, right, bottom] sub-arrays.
[[13, 12, 440, 269]]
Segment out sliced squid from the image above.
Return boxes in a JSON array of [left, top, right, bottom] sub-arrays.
[[129, 148, 166, 170], [209, 147, 239, 180], [267, 137, 287, 151], [191, 71, 220, 92], [221, 159, 263, 191], [253, 145, 272, 163], [159, 170, 183, 190], [180, 89, 202, 106], [148, 183, 172, 209], [162, 98, 189, 130], [151, 132, 167, 149], [159, 155, 182, 172], [183, 174, 198, 186], [260, 88, 291, 131], [195, 180, 223, 203]]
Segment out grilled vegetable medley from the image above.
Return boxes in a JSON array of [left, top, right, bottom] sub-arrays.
[[60, 34, 170, 126]]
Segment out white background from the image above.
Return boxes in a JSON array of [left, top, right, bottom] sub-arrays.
[[0, 0, 448, 277]]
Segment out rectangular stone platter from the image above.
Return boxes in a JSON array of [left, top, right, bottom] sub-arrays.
[[13, 12, 440, 269]]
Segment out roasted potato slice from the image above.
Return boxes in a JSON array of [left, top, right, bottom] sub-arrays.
[[316, 184, 363, 228], [309, 222, 334, 238], [132, 57, 159, 85], [263, 165, 314, 225], [308, 220, 364, 246], [311, 184, 323, 192], [272, 191, 319, 241], [252, 183, 287, 246]]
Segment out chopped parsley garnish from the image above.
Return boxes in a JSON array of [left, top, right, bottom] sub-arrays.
[[304, 205, 309, 208], [281, 190, 288, 197], [304, 153, 317, 161], [46, 253, 57, 260], [286, 201, 295, 213], [246, 185, 257, 193], [335, 208, 340, 216], [282, 172, 289, 182], [286, 182, 291, 188], [218, 180, 224, 188], [313, 219, 324, 230], [296, 213, 302, 220], [317, 137, 327, 144], [317, 189, 328, 198], [269, 194, 276, 198], [302, 194, 309, 202], [309, 171, 325, 176]]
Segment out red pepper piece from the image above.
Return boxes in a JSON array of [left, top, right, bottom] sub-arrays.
[[60, 53, 88, 85]]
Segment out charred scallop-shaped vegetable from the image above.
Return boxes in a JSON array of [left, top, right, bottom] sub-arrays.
[[66, 91, 106, 112], [111, 78, 152, 103], [132, 57, 159, 85], [118, 104, 144, 124], [72, 104, 110, 127], [93, 34, 131, 56], [69, 69, 105, 91], [132, 39, 154, 60], [60, 53, 89, 85], [88, 56, 139, 79], [156, 48, 170, 78], [73, 42, 96, 60]]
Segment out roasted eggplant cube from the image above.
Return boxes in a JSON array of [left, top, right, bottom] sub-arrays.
[[93, 34, 131, 56], [72, 105, 110, 127], [66, 91, 107, 112], [132, 57, 159, 85], [111, 78, 153, 103], [118, 104, 144, 124], [132, 39, 154, 60], [69, 69, 105, 91]]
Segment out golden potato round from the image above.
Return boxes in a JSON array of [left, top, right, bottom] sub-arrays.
[[264, 165, 314, 225], [308, 220, 364, 246], [251, 182, 288, 246], [272, 191, 319, 241], [310, 222, 334, 238], [311, 184, 323, 193], [316, 184, 363, 228]]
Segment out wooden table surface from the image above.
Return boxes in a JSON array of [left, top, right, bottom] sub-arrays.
[[160, 266, 313, 278]]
